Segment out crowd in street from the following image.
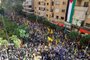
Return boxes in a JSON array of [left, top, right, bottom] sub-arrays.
[[0, 15, 89, 60]]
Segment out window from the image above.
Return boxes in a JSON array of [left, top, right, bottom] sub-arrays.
[[61, 17, 64, 20], [50, 9, 53, 12], [47, 3, 49, 5], [62, 9, 65, 12], [39, 7, 40, 10], [47, 9, 49, 11], [44, 8, 45, 11], [29, 5, 32, 8], [63, 2, 66, 5], [52, 1, 54, 6], [84, 2, 88, 7], [56, 16, 59, 19], [86, 23, 90, 27], [44, 3, 46, 5], [30, 10, 34, 12], [38, 2, 40, 5], [35, 7, 36, 9], [46, 14, 48, 17]]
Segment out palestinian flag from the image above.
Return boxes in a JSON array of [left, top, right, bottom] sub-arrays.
[[67, 0, 76, 23]]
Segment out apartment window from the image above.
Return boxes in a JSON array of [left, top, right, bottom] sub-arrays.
[[62, 9, 65, 12], [86, 23, 90, 27], [63, 1, 66, 5], [84, 2, 88, 7], [35, 7, 36, 9], [38, 2, 40, 5], [52, 1, 54, 6], [44, 8, 45, 11], [46, 14, 48, 17], [47, 3, 49, 5], [39, 7, 40, 10], [47, 9, 49, 11], [61, 17, 64, 20], [50, 9, 53, 12], [44, 3, 46, 5], [29, 5, 32, 8], [56, 16, 59, 19], [30, 10, 34, 12]]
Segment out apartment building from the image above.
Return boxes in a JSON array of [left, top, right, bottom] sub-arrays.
[[84, 1, 90, 28], [72, 0, 89, 27], [34, 0, 46, 16], [34, 0, 68, 24], [23, 0, 34, 14], [71, 0, 90, 34]]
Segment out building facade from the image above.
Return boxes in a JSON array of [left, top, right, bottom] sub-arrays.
[[34, 0, 68, 24], [84, 1, 90, 28], [22, 0, 34, 14], [72, 0, 90, 27], [34, 0, 46, 16]]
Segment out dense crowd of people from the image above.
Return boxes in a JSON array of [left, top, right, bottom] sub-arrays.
[[0, 15, 89, 60]]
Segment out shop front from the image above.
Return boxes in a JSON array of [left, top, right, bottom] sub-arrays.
[[79, 28, 90, 34]]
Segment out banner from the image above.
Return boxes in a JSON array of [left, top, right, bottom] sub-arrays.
[[67, 0, 76, 23]]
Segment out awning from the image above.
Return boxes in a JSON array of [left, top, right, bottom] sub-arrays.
[[52, 21, 64, 27], [79, 28, 90, 34], [58, 23, 64, 27]]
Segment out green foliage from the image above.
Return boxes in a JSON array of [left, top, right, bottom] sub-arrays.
[[0, 16, 29, 39], [16, 24, 29, 38], [9, 35, 21, 48], [80, 35, 90, 46], [1, 16, 18, 36], [0, 37, 8, 46], [18, 29, 29, 38], [69, 31, 79, 41], [1, 0, 24, 16], [0, 29, 7, 38], [0, 7, 4, 15], [13, 4, 23, 15], [28, 14, 36, 21]]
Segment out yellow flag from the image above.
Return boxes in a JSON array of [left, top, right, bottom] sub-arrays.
[[48, 36, 53, 42], [62, 42, 64, 46], [56, 39, 60, 44], [50, 29, 53, 34], [47, 27, 50, 32]]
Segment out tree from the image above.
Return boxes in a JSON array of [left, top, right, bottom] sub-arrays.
[[1, 16, 18, 36], [0, 29, 7, 39], [0, 37, 8, 46], [80, 35, 90, 46], [1, 0, 24, 17], [68, 31, 79, 41], [16, 24, 29, 38], [0, 7, 4, 15], [9, 35, 21, 48]]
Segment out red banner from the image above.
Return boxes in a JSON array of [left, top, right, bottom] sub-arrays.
[[79, 28, 90, 34]]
